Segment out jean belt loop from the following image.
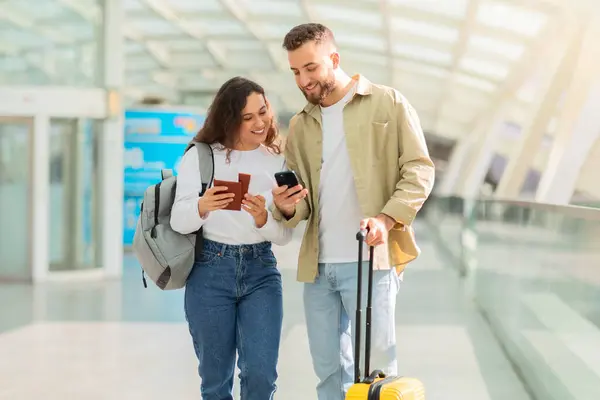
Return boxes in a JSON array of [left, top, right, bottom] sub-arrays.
[[219, 243, 227, 257], [253, 244, 259, 259]]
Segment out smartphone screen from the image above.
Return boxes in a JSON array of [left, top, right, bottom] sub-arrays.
[[274, 171, 299, 187]]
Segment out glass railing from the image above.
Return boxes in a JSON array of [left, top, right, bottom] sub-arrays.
[[427, 195, 600, 400]]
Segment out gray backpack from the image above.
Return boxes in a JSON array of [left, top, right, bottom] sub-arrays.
[[132, 141, 214, 290]]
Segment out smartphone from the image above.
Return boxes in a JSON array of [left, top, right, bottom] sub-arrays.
[[274, 170, 300, 193]]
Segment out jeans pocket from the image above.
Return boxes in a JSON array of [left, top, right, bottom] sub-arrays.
[[196, 250, 219, 265], [259, 250, 277, 268]]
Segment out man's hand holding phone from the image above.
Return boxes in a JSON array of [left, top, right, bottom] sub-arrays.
[[272, 185, 308, 218], [272, 171, 308, 219]]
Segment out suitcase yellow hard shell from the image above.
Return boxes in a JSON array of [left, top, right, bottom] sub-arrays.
[[345, 229, 425, 400]]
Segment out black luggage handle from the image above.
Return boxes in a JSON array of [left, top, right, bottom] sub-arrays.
[[354, 228, 377, 383]]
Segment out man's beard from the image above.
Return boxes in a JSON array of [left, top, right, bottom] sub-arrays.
[[301, 71, 336, 105]]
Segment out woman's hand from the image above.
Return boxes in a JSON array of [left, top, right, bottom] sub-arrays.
[[242, 193, 268, 228], [197, 186, 235, 217]]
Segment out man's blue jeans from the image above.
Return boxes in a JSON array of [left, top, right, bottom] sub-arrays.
[[184, 239, 283, 400], [304, 262, 401, 400]]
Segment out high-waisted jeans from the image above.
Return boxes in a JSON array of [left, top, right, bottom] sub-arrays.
[[184, 238, 283, 400]]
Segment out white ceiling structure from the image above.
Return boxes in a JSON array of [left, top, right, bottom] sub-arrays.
[[0, 0, 581, 139]]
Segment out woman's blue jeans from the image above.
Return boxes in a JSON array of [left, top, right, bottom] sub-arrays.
[[184, 238, 283, 400]]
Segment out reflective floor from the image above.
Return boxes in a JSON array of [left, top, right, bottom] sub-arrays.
[[0, 222, 531, 400]]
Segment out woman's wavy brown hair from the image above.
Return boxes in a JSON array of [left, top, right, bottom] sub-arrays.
[[193, 76, 281, 161]]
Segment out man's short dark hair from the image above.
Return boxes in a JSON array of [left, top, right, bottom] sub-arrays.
[[282, 23, 336, 51]]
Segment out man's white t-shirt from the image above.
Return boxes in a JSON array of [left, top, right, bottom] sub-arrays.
[[318, 83, 368, 263]]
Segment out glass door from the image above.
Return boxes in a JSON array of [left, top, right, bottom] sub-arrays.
[[0, 117, 32, 282], [48, 118, 99, 272]]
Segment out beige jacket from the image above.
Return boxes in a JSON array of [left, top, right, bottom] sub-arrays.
[[272, 74, 435, 283]]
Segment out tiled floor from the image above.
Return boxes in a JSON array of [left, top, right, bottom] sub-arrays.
[[0, 221, 531, 400]]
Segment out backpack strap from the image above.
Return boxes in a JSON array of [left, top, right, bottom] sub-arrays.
[[161, 169, 173, 180], [194, 142, 214, 195], [184, 140, 214, 195], [184, 140, 215, 261]]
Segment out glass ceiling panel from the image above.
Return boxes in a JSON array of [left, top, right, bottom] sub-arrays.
[[390, 17, 460, 44], [389, 0, 468, 19], [0, 0, 554, 138], [393, 43, 453, 66], [312, 4, 383, 29], [166, 0, 225, 13], [242, 0, 304, 18], [440, 107, 475, 125], [449, 87, 494, 108], [454, 73, 497, 92], [5, 0, 68, 21], [123, 0, 147, 12], [335, 32, 386, 53], [151, 38, 206, 52], [397, 73, 445, 95], [467, 34, 526, 61], [0, 28, 48, 48], [125, 41, 146, 54], [53, 23, 96, 41], [342, 51, 388, 67], [476, 1, 548, 37], [125, 55, 162, 71], [129, 18, 184, 36], [126, 72, 155, 85], [216, 40, 264, 51], [256, 22, 312, 40], [169, 53, 221, 69], [36, 8, 86, 24], [460, 57, 511, 80], [182, 18, 249, 36], [225, 53, 273, 69], [394, 59, 450, 79]]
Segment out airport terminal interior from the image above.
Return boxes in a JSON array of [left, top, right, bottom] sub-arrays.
[[1, 0, 600, 399]]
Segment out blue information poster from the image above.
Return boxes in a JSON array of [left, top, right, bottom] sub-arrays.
[[123, 109, 205, 246]]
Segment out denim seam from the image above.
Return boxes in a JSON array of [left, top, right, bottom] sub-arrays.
[[236, 321, 247, 397], [336, 295, 344, 397]]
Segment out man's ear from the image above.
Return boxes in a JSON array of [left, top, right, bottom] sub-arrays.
[[330, 52, 340, 69]]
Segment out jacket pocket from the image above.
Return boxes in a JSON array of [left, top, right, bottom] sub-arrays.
[[370, 121, 391, 161]]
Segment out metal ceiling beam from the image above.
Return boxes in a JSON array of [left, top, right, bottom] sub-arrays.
[[432, 0, 480, 133], [300, 0, 319, 22], [0, 6, 72, 44], [56, 0, 100, 22], [123, 26, 171, 69], [494, 0, 565, 14], [467, 14, 565, 134], [0, 6, 67, 78], [58, 0, 172, 75], [142, 0, 226, 70], [218, 0, 282, 71], [379, 0, 393, 86]]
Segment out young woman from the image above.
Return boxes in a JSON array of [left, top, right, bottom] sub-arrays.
[[170, 77, 292, 400]]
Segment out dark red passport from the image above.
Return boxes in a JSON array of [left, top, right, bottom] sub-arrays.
[[213, 179, 242, 211]]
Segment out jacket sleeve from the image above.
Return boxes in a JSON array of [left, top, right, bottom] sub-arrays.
[[380, 91, 435, 228], [270, 117, 311, 227]]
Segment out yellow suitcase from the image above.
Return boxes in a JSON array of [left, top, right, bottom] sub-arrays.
[[345, 229, 425, 400]]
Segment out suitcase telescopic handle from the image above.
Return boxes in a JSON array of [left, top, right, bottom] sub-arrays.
[[354, 228, 375, 383]]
